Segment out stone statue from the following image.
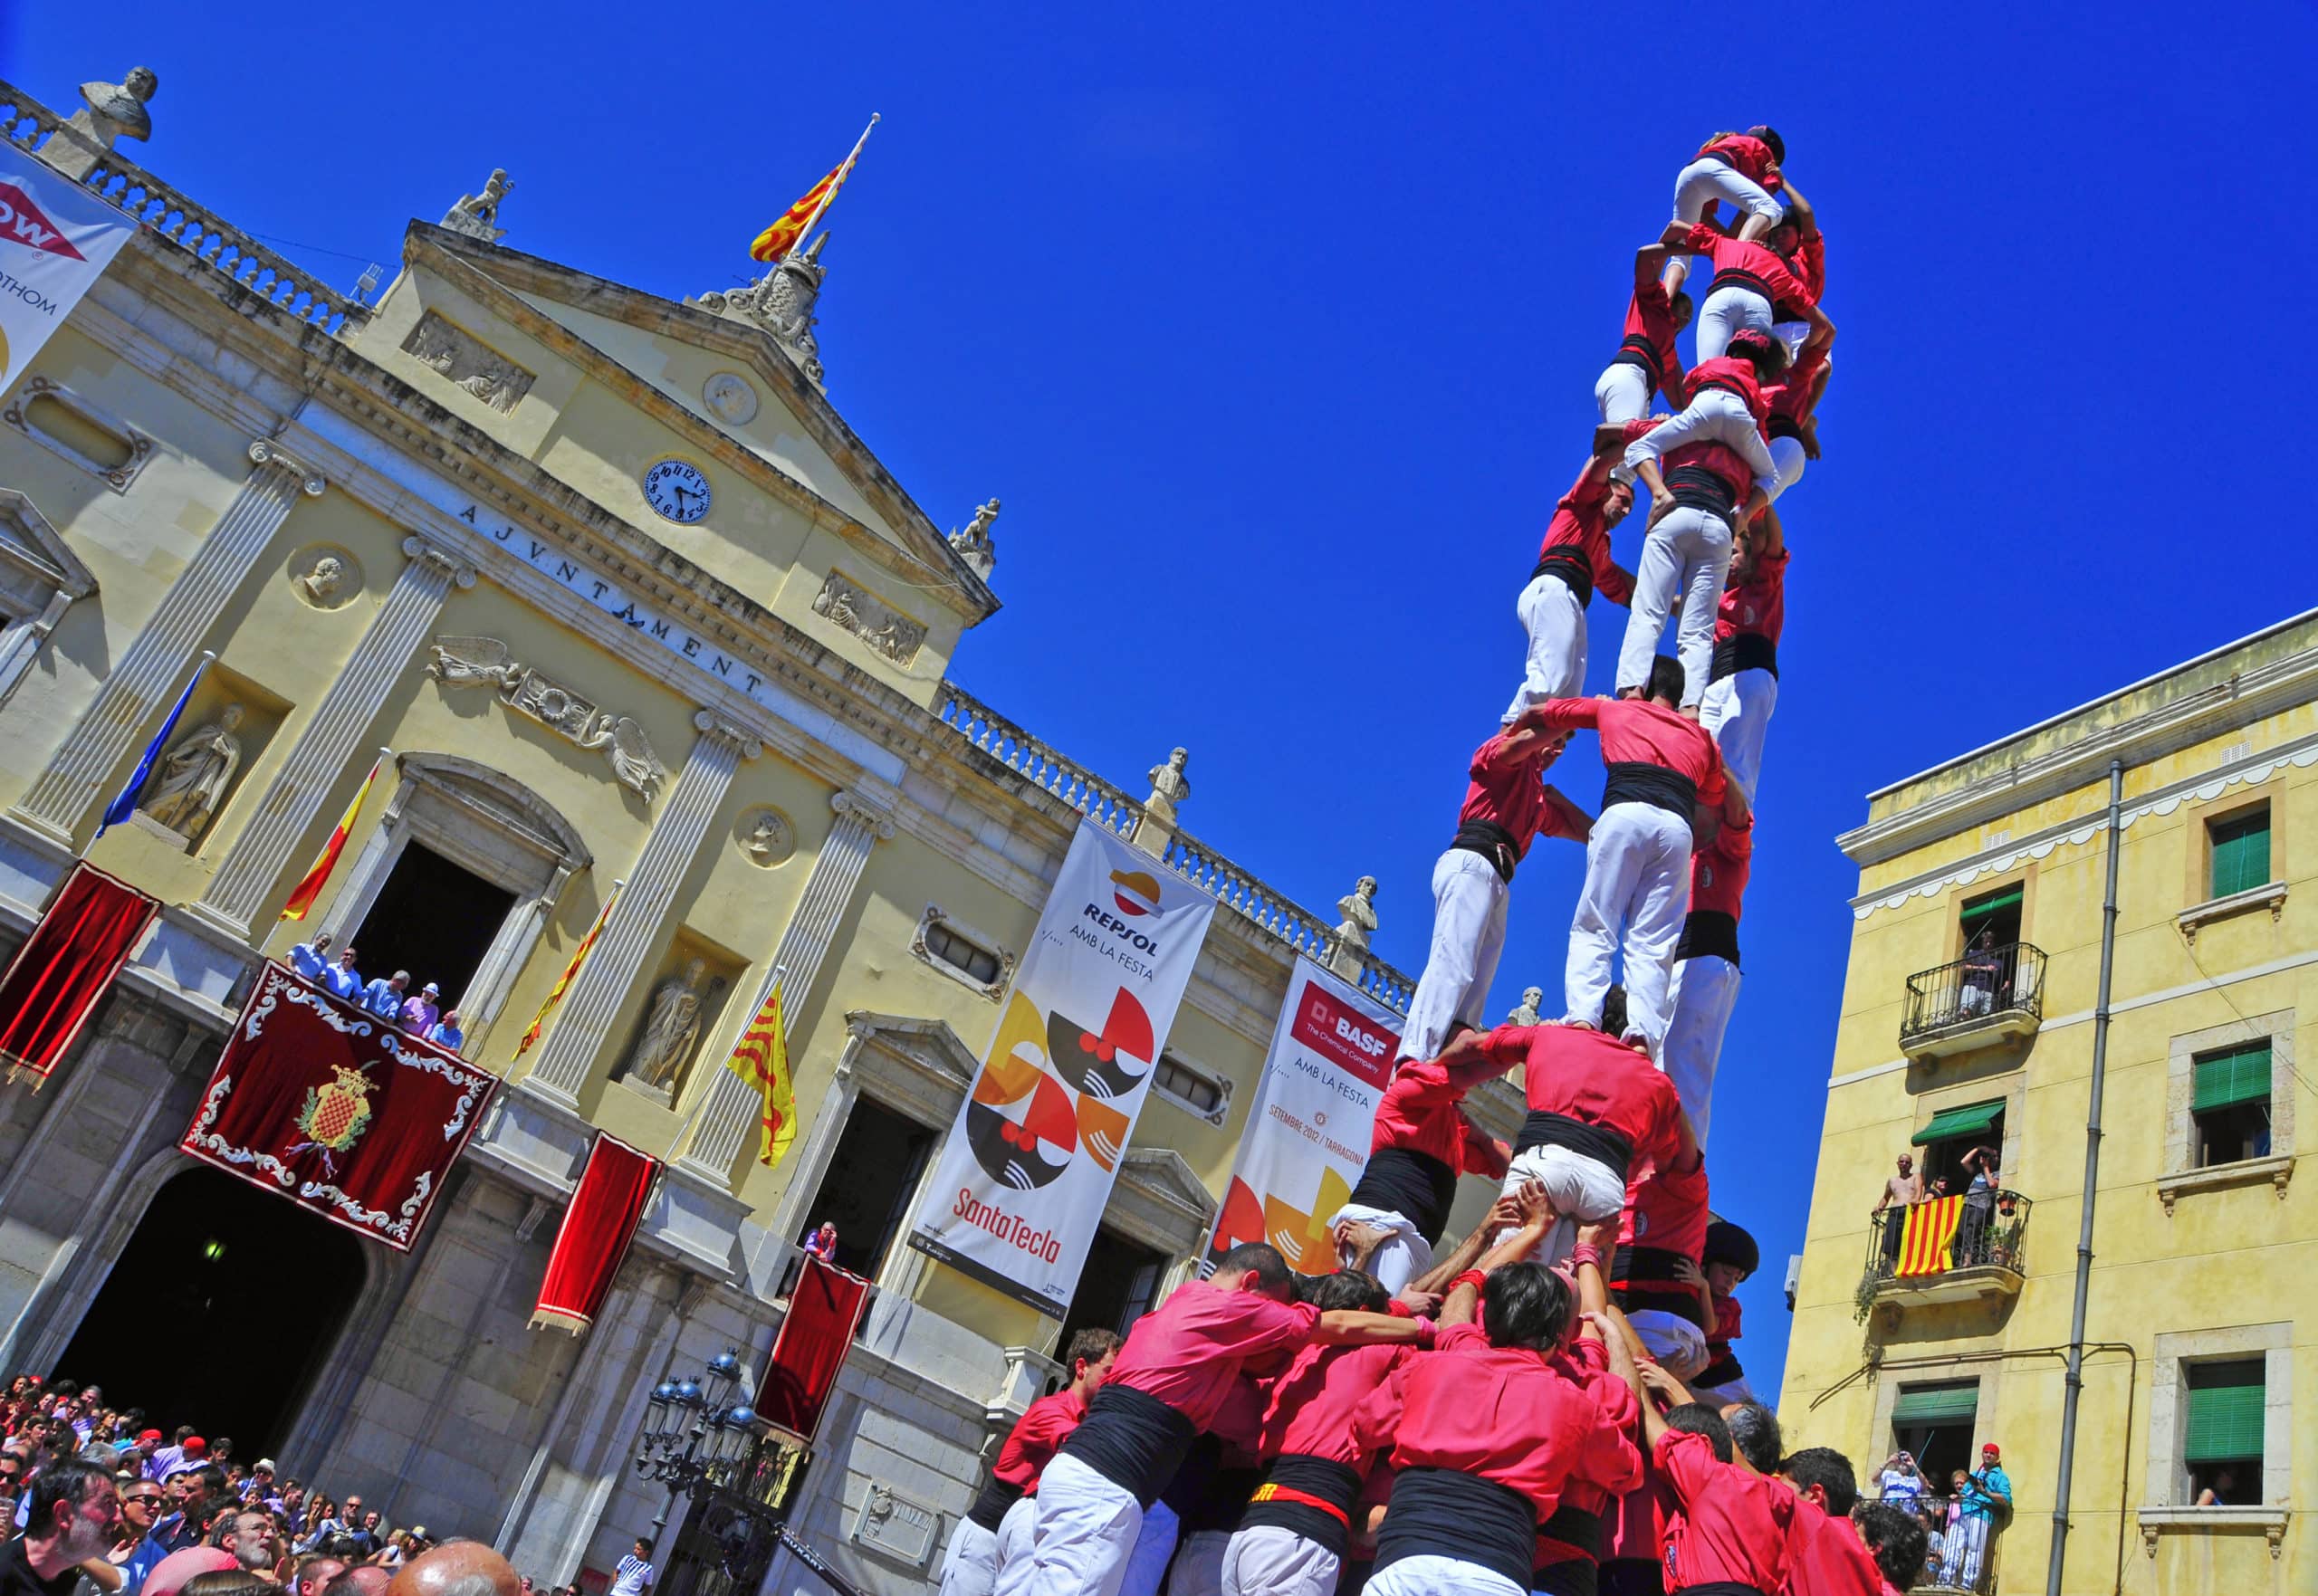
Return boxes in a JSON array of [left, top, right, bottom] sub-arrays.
[[627, 958, 712, 1089], [1144, 747, 1191, 826], [1507, 986, 1546, 1027], [442, 169, 513, 244], [69, 67, 158, 151], [297, 555, 347, 606], [741, 811, 792, 865], [948, 498, 1000, 578], [138, 703, 244, 837], [694, 234, 829, 386], [1333, 875, 1379, 959], [575, 712, 668, 798]]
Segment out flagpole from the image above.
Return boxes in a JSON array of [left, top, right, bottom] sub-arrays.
[[82, 649, 216, 862], [784, 114, 878, 262]]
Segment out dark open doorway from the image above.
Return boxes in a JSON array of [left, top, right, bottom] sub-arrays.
[[1058, 1228, 1167, 1350], [800, 1096, 937, 1280], [53, 1165, 369, 1456], [350, 841, 516, 1016]]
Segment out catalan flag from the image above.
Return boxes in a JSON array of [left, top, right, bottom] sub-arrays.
[[748, 115, 879, 264], [722, 973, 797, 1167], [279, 750, 386, 922], [514, 883, 622, 1059], [1894, 1194, 1966, 1276]]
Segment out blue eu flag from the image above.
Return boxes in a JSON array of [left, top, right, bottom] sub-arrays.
[[94, 655, 211, 840]]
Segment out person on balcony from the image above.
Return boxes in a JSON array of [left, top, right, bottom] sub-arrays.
[[398, 981, 442, 1035], [1952, 1147, 2000, 1267], [1874, 1450, 1924, 1505], [1950, 1446, 2010, 1588], [1873, 1154, 1923, 1269], [425, 1010, 465, 1050], [1958, 929, 2004, 1017], [357, 970, 409, 1024]]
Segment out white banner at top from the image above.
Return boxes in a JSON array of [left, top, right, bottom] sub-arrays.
[[0, 150, 134, 396]]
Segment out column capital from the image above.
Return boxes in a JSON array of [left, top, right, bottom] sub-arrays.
[[247, 438, 327, 496], [401, 534, 479, 589], [690, 709, 763, 761], [830, 787, 897, 840]]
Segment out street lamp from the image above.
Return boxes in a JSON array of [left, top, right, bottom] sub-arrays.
[[633, 1349, 761, 1536]]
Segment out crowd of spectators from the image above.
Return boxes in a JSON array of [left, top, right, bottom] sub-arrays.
[[285, 937, 465, 1052]]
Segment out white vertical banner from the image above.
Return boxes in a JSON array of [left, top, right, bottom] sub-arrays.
[[1203, 959, 1399, 1276], [0, 150, 134, 395], [910, 822, 1217, 1315]]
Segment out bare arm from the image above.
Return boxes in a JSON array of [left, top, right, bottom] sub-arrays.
[[1313, 1309, 1432, 1347], [1777, 177, 1817, 238], [1748, 502, 1786, 562], [1405, 1190, 1525, 1295], [1635, 244, 1673, 290], [1658, 221, 1714, 253], [1439, 1182, 1555, 1326]]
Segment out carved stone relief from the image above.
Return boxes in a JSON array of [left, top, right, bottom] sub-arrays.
[[288, 546, 362, 610], [441, 169, 512, 243], [400, 311, 535, 414], [811, 571, 925, 666], [735, 808, 794, 867], [426, 635, 667, 798], [702, 372, 760, 425]]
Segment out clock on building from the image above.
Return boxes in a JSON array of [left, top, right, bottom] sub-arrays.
[[643, 459, 712, 523]]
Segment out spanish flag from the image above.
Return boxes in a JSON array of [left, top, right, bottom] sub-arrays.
[[748, 115, 879, 264], [514, 883, 622, 1058], [722, 974, 798, 1167], [1895, 1195, 1965, 1276], [279, 751, 386, 922]]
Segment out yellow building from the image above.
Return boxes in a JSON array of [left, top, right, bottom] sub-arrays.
[[1783, 610, 2316, 1594]]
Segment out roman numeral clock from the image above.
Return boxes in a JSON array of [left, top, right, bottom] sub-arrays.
[[643, 459, 712, 523]]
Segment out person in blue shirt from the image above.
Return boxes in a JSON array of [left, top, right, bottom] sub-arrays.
[[287, 933, 336, 981], [425, 1010, 465, 1051], [357, 970, 409, 1022], [1953, 1442, 2013, 1587]]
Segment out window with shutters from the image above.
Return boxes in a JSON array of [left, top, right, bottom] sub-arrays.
[[2206, 805, 2272, 900], [1890, 1379, 1980, 1485], [2159, 1012, 2296, 1209], [2182, 1360, 2264, 1505], [2191, 1042, 2273, 1168]]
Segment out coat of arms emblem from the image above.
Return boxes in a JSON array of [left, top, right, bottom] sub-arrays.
[[290, 1061, 375, 1173]]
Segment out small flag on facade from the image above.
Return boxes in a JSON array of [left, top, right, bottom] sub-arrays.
[[280, 750, 388, 922], [514, 882, 623, 1058], [723, 972, 798, 1167], [748, 115, 879, 264], [94, 653, 210, 840]]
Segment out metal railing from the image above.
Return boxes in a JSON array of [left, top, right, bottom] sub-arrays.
[[1901, 941, 2045, 1046], [1865, 1190, 2032, 1290], [1869, 1490, 2007, 1592]]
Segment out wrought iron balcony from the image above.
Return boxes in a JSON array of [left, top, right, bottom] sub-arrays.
[[1862, 1190, 2031, 1310], [1900, 942, 2045, 1057], [1871, 1489, 2009, 1592]]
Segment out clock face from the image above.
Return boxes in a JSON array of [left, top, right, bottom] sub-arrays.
[[643, 459, 712, 523]]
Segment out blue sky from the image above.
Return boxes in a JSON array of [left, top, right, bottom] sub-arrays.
[[7, 2, 2314, 1401]]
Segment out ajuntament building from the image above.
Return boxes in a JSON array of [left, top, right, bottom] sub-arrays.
[[1782, 610, 2315, 1593], [0, 64, 1528, 1596]]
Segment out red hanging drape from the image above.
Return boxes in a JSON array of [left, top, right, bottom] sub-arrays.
[[0, 864, 159, 1086], [531, 1132, 660, 1333], [757, 1255, 869, 1443]]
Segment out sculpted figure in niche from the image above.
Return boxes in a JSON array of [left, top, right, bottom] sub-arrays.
[[627, 957, 712, 1089], [298, 555, 348, 606], [1334, 875, 1379, 959], [139, 703, 244, 837], [1144, 747, 1191, 826]]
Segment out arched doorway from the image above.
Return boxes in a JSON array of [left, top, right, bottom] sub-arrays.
[[53, 1165, 369, 1454]]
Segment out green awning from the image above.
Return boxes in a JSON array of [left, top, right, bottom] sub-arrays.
[[1913, 1100, 2005, 1146], [2185, 1381, 2265, 1463], [1892, 1381, 1980, 1425], [1960, 885, 2023, 922], [2194, 1045, 2273, 1113]]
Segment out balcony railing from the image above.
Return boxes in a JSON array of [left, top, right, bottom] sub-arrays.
[[1863, 1190, 2030, 1309], [1900, 942, 2045, 1056], [1872, 1490, 2008, 1593]]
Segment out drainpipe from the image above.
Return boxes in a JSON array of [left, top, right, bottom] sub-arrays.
[[2047, 759, 2123, 1596]]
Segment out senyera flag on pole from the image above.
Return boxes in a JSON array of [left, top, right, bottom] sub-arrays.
[[513, 880, 623, 1059], [1204, 959, 1398, 1276], [909, 822, 1217, 1316], [280, 750, 387, 922], [748, 115, 879, 264]]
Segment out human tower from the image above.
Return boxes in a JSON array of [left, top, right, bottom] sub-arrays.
[[943, 129, 1915, 1596]]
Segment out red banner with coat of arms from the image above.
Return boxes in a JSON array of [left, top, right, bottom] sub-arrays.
[[181, 961, 497, 1251]]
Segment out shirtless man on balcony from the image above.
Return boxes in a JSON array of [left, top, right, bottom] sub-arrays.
[[1873, 1152, 1922, 1266]]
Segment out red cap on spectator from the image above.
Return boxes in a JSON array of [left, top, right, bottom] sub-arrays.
[[182, 1437, 206, 1455], [138, 1429, 163, 1445], [1982, 1443, 2000, 1459]]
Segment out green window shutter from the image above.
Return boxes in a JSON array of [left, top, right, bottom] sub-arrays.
[[2209, 810, 2271, 899], [2185, 1381, 2265, 1462], [2194, 1045, 2274, 1113], [1959, 885, 2024, 927], [1892, 1381, 1981, 1424], [1913, 1100, 2007, 1146]]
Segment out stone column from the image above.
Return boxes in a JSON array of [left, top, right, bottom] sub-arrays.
[[522, 713, 761, 1107], [673, 787, 895, 1184], [11, 440, 325, 844], [192, 537, 477, 936]]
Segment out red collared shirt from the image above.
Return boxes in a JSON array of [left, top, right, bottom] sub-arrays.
[[1537, 1336, 1645, 1570], [1255, 1340, 1414, 1463], [1656, 1429, 1797, 1591], [1619, 1149, 1710, 1262], [1682, 225, 1812, 313], [993, 1389, 1087, 1492], [1619, 284, 1692, 410], [1710, 1292, 1743, 1352], [1462, 731, 1585, 859], [1684, 355, 1772, 425], [1534, 449, 1643, 609], [1717, 548, 1787, 648], [1365, 1055, 1509, 1180], [1534, 696, 1729, 803], [1691, 816, 1753, 922], [1697, 133, 1784, 193], [1478, 1023, 1688, 1172], [1780, 1496, 1886, 1596], [1108, 1283, 1321, 1429]]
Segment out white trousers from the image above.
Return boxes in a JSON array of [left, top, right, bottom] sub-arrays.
[[1766, 435, 1806, 503], [1324, 1200, 1432, 1295], [1365, 1553, 1527, 1596], [1564, 802, 1692, 1051], [1695, 284, 1774, 363], [1495, 1143, 1627, 1268], [1671, 158, 1783, 226], [1120, 1500, 1181, 1596], [1505, 572, 1587, 722], [991, 1497, 1039, 1596], [1952, 1515, 1993, 1587], [1401, 849, 1509, 1064], [1627, 1309, 1710, 1380], [1701, 665, 1777, 801], [1024, 1453, 1143, 1596], [1771, 319, 1810, 364], [1662, 952, 1739, 1151], [1614, 505, 1731, 708], [1595, 362, 1650, 425], [1221, 1526, 1338, 1596], [942, 1518, 1002, 1596], [1165, 1529, 1230, 1596], [1624, 387, 1781, 502]]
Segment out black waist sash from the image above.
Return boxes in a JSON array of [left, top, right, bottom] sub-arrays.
[[1451, 818, 1521, 884], [1346, 1147, 1459, 1248], [1181, 1463, 1264, 1533], [1060, 1383, 1199, 1507], [1239, 1455, 1362, 1559], [1537, 1563, 1601, 1596], [1515, 1111, 1634, 1184], [1613, 333, 1667, 395], [1539, 1504, 1605, 1563], [1674, 1584, 1772, 1596], [1374, 1467, 1537, 1591], [1695, 1349, 1748, 1389], [1531, 545, 1596, 609], [1710, 633, 1777, 683], [1676, 911, 1740, 969], [1767, 413, 1804, 443], [1663, 464, 1739, 519], [1601, 761, 1698, 823], [1707, 266, 1776, 303], [966, 1476, 1023, 1532], [1691, 374, 1757, 407]]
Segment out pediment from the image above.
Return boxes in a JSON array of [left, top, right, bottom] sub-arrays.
[[0, 490, 97, 599]]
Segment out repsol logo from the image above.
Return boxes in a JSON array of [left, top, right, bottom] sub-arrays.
[[1082, 903, 1159, 952]]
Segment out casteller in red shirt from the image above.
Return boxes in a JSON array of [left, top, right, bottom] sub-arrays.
[[1781, 1496, 1885, 1596], [1346, 1054, 1511, 1247], [1697, 131, 1784, 193], [1533, 438, 1651, 611], [1451, 720, 1588, 885], [1656, 1428, 1796, 1593], [1464, 1021, 1691, 1185], [1534, 694, 1729, 824], [1679, 224, 1812, 311], [1717, 547, 1788, 652], [1612, 265, 1691, 411]]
